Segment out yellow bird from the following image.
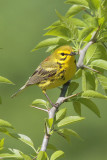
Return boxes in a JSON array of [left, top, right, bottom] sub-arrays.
[[11, 46, 76, 103]]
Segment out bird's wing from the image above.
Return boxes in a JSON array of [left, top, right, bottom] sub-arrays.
[[26, 64, 58, 86]]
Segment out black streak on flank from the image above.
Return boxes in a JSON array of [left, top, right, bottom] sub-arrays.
[[61, 75, 65, 80], [57, 62, 62, 69]]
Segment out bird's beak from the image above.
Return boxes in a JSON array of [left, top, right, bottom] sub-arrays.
[[70, 52, 76, 56]]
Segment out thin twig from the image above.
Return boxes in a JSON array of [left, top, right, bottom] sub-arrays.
[[84, 9, 93, 17], [83, 65, 101, 74], [64, 92, 81, 101], [31, 106, 48, 113], [32, 156, 37, 160]]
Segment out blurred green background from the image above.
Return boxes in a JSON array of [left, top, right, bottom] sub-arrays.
[[0, 0, 107, 159]]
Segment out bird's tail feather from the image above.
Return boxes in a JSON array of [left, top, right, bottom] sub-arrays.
[[11, 85, 26, 98]]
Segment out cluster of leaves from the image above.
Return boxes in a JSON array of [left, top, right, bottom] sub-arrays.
[[0, 119, 37, 159], [33, 0, 107, 52], [32, 0, 107, 118], [31, 77, 107, 159], [31, 0, 107, 159], [0, 113, 82, 160], [31, 98, 84, 160], [32, 0, 107, 119]]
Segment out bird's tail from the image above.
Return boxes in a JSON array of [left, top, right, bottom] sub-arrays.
[[11, 85, 27, 98]]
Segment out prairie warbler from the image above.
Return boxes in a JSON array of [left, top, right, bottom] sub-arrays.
[[11, 46, 76, 104]]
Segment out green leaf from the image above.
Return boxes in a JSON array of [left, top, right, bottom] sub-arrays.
[[57, 116, 84, 127], [66, 5, 85, 17], [78, 27, 94, 41], [50, 150, 64, 160], [79, 98, 100, 117], [32, 37, 69, 51], [45, 20, 60, 29], [44, 26, 71, 39], [0, 128, 36, 153], [58, 128, 80, 139], [105, 89, 107, 95], [0, 149, 23, 159], [87, 0, 100, 10], [73, 101, 81, 116], [65, 0, 89, 8], [55, 10, 66, 23], [47, 143, 57, 151], [99, 32, 107, 42], [82, 70, 95, 91], [46, 45, 58, 53], [97, 74, 107, 89], [0, 138, 4, 150], [20, 153, 32, 160], [0, 119, 13, 129], [82, 90, 107, 99], [91, 59, 107, 70], [37, 151, 47, 160], [0, 96, 2, 104], [32, 99, 49, 109], [32, 37, 60, 51], [17, 134, 36, 152], [72, 69, 82, 79], [84, 43, 107, 65], [46, 118, 53, 129], [98, 17, 105, 26], [0, 127, 36, 152], [67, 82, 79, 96], [55, 130, 70, 142], [0, 76, 14, 84], [69, 18, 87, 28], [0, 127, 8, 134], [56, 108, 67, 123], [0, 153, 22, 159], [83, 15, 98, 27]]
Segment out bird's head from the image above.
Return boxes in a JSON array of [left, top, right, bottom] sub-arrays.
[[52, 45, 76, 64]]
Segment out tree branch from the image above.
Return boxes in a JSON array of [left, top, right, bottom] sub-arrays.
[[40, 82, 69, 152], [77, 26, 100, 69], [77, 41, 94, 68]]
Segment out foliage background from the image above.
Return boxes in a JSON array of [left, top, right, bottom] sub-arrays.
[[0, 0, 107, 159]]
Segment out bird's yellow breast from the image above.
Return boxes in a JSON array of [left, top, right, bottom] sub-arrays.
[[38, 55, 76, 90]]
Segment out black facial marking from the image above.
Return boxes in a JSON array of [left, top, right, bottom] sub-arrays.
[[60, 56, 67, 61], [57, 62, 62, 65], [61, 53, 65, 56], [74, 59, 76, 64]]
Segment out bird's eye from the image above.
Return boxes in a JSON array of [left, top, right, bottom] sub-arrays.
[[61, 53, 65, 56]]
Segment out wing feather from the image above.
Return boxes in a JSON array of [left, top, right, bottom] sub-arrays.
[[26, 65, 57, 86]]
